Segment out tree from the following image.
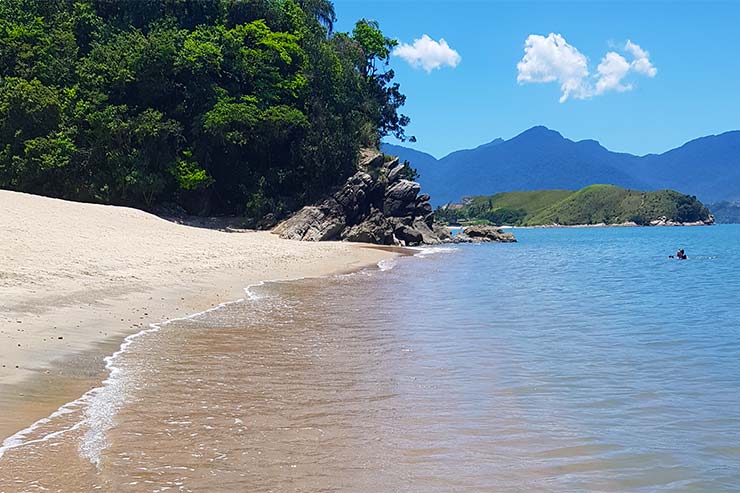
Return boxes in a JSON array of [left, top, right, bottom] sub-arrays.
[[0, 0, 412, 219], [351, 19, 412, 143]]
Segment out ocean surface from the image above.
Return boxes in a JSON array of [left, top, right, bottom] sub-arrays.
[[2, 225, 740, 492]]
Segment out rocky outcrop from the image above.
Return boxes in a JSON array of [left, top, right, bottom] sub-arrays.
[[341, 210, 394, 244], [453, 225, 517, 243], [274, 150, 448, 246], [648, 215, 715, 226], [273, 150, 517, 246]]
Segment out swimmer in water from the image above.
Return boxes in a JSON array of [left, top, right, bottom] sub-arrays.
[[670, 249, 688, 260]]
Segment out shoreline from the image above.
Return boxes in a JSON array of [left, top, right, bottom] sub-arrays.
[[0, 190, 401, 442], [513, 220, 714, 228], [449, 221, 713, 230]]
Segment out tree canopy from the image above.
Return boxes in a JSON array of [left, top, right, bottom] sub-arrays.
[[0, 0, 411, 219]]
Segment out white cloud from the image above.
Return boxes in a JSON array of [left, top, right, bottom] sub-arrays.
[[516, 33, 590, 102], [393, 34, 461, 73], [595, 51, 632, 94], [625, 40, 657, 77], [517, 34, 657, 102]]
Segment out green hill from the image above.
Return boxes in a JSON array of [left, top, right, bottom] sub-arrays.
[[436, 185, 713, 227]]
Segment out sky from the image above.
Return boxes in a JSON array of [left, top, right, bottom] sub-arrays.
[[333, 0, 740, 158]]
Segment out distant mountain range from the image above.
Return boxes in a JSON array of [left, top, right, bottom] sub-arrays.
[[382, 126, 740, 206]]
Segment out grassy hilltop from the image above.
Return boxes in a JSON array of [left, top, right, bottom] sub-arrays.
[[437, 185, 713, 227]]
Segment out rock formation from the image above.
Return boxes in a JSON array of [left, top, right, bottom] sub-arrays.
[[273, 150, 437, 246], [274, 150, 516, 246], [453, 225, 517, 243]]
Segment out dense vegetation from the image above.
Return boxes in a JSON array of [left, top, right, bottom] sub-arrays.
[[0, 0, 411, 220], [436, 185, 713, 226], [707, 202, 740, 224]]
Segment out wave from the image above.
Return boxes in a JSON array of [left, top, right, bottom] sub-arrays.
[[80, 298, 246, 465], [410, 245, 459, 258], [0, 246, 457, 466], [0, 249, 443, 466], [0, 401, 84, 460]]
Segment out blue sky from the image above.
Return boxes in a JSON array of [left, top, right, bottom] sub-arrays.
[[333, 1, 740, 158]]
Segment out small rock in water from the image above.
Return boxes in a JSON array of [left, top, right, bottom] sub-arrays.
[[454, 225, 517, 243]]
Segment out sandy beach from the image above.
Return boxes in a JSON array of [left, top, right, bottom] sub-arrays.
[[0, 190, 397, 440]]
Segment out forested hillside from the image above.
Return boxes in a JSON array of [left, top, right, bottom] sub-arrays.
[[0, 0, 410, 220]]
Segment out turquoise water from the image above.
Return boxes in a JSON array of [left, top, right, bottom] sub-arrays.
[[4, 225, 739, 492], [365, 224, 740, 491]]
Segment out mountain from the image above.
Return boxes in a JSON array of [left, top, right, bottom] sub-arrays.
[[382, 127, 740, 206], [707, 201, 740, 224], [631, 131, 740, 204], [380, 143, 439, 175], [435, 185, 714, 227]]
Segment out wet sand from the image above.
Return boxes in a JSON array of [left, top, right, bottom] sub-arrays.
[[0, 190, 398, 442]]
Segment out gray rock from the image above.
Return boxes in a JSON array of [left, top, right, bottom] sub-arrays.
[[432, 223, 452, 241], [341, 210, 394, 244], [454, 225, 517, 243], [334, 171, 373, 223], [394, 224, 424, 246], [387, 162, 405, 183], [273, 202, 346, 241], [358, 149, 384, 169], [416, 200, 433, 217], [384, 180, 421, 216], [411, 218, 441, 245]]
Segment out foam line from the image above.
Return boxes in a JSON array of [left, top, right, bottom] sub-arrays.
[[0, 255, 415, 464]]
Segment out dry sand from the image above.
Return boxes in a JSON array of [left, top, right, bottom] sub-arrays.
[[0, 190, 398, 439]]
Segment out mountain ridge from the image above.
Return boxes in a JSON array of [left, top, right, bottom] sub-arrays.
[[383, 127, 740, 206]]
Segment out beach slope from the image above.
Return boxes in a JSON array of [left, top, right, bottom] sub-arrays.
[[0, 190, 396, 437]]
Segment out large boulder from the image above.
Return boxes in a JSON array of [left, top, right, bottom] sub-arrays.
[[386, 160, 405, 183], [411, 218, 441, 245], [432, 224, 453, 241], [384, 180, 421, 216], [334, 171, 373, 223], [358, 148, 385, 169], [341, 209, 394, 244], [271, 201, 346, 241], [454, 225, 517, 243], [394, 224, 424, 246]]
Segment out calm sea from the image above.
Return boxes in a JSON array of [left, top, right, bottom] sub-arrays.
[[2, 225, 740, 492]]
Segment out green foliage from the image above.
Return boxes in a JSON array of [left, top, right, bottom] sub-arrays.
[[172, 151, 213, 191], [527, 186, 712, 226], [350, 18, 411, 144], [352, 19, 395, 76], [436, 190, 572, 226], [436, 186, 713, 226], [0, 0, 411, 219]]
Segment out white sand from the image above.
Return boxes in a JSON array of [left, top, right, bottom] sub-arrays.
[[0, 190, 397, 437]]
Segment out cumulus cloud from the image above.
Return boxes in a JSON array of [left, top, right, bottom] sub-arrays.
[[595, 51, 632, 94], [625, 40, 657, 77], [393, 34, 461, 73], [516, 33, 590, 102], [517, 34, 657, 102]]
